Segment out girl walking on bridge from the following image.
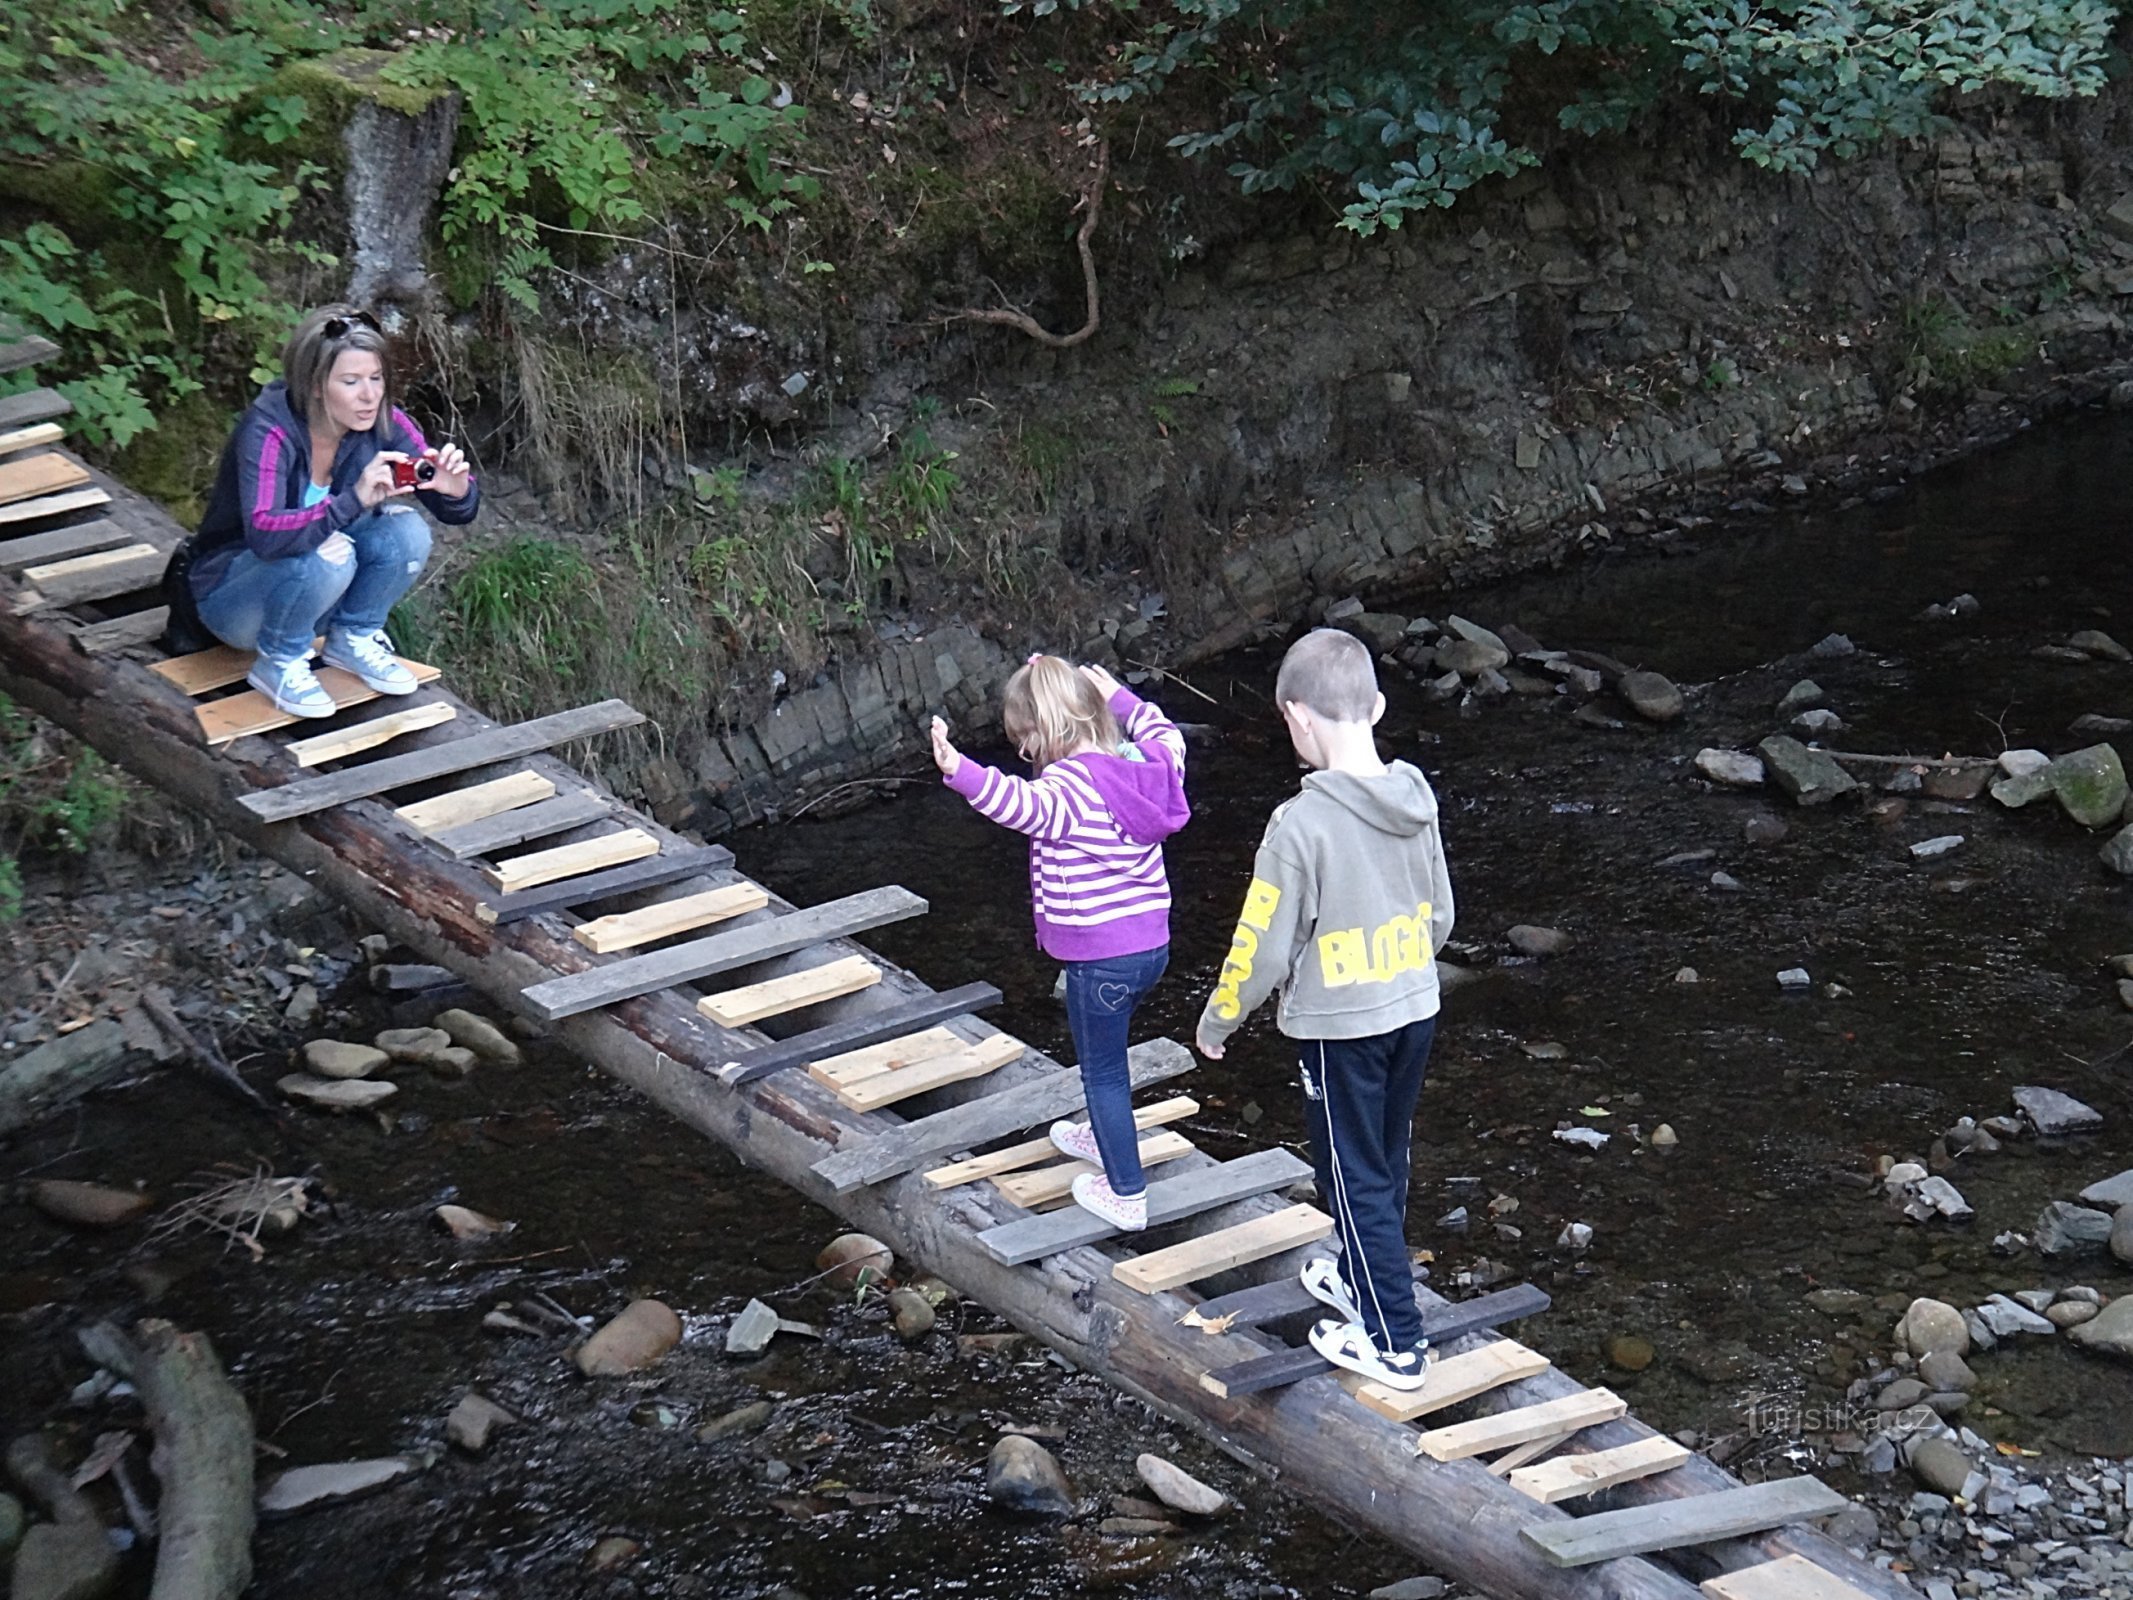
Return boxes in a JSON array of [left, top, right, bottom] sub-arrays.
[[929, 656, 1191, 1230]]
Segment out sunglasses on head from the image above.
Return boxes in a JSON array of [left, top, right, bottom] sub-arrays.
[[321, 310, 381, 340]]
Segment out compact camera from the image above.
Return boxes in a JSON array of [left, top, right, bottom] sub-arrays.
[[390, 455, 438, 489]]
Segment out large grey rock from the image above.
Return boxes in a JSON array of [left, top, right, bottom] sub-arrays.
[[2047, 744, 2129, 828], [2101, 823, 2133, 877], [374, 1026, 455, 1066], [1908, 1436, 1972, 1498], [1757, 736, 1859, 805], [1896, 1298, 1969, 1358], [1337, 612, 1410, 656], [1368, 1581, 1446, 1600], [9, 1521, 118, 1600], [1777, 679, 1824, 715], [1435, 637, 1509, 677], [435, 1008, 521, 1065], [1695, 748, 1764, 788], [1135, 1453, 1229, 1516], [1618, 670, 1684, 723], [1444, 615, 1510, 656], [2080, 1168, 2133, 1209], [987, 1435, 1074, 1515], [2067, 1296, 2133, 1361], [1914, 1176, 1971, 1220], [2013, 1084, 2103, 1136], [2113, 1206, 2133, 1267], [2068, 628, 2132, 661], [2035, 1201, 2115, 1256], [27, 1179, 151, 1229], [302, 1040, 389, 1079], [1977, 1294, 2054, 1337], [1506, 925, 1571, 957], [277, 1074, 397, 1111], [575, 1299, 682, 1375], [1997, 748, 2050, 778], [1917, 1350, 1976, 1392], [259, 1455, 427, 1516], [2105, 193, 2133, 244], [1991, 766, 2055, 808]]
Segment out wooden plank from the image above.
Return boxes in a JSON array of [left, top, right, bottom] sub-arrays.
[[1114, 1203, 1331, 1295], [0, 486, 106, 528], [1488, 1431, 1572, 1477], [572, 881, 768, 952], [287, 700, 457, 767], [238, 699, 643, 823], [198, 660, 445, 746], [1522, 1477, 1849, 1570], [523, 885, 926, 1021], [835, 1033, 1024, 1112], [1511, 1436, 1692, 1505], [0, 423, 64, 457], [1347, 1339, 1551, 1423], [0, 335, 61, 374], [478, 844, 731, 928], [0, 519, 134, 574], [811, 1025, 966, 1090], [20, 541, 162, 606], [482, 827, 659, 893], [697, 954, 881, 1028], [394, 769, 554, 833], [813, 1038, 1197, 1194], [1200, 1283, 1553, 1399], [994, 1130, 1197, 1206], [73, 607, 168, 656], [0, 453, 90, 508], [1700, 1555, 1877, 1600], [1191, 1260, 1428, 1332], [0, 389, 70, 431], [976, 1147, 1313, 1267], [429, 790, 612, 862], [925, 1096, 1200, 1189], [1416, 1389, 1626, 1463], [717, 982, 1001, 1086]]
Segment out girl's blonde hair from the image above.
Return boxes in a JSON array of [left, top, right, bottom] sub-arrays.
[[1003, 655, 1120, 770]]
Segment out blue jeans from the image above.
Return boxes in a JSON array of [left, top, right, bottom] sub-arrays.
[[1062, 944, 1170, 1197], [197, 505, 431, 663]]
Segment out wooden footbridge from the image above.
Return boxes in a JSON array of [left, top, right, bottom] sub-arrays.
[[0, 338, 1918, 1600]]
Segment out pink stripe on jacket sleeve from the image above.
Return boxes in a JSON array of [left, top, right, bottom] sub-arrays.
[[247, 426, 333, 536]]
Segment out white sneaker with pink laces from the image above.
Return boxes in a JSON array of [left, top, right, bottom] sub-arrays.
[[1070, 1172, 1147, 1231], [1049, 1119, 1102, 1163]]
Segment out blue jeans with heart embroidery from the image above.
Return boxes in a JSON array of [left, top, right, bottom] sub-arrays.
[[1062, 944, 1170, 1197]]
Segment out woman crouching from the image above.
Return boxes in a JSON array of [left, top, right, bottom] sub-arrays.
[[181, 305, 478, 716]]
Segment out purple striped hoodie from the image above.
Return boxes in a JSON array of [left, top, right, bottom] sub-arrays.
[[945, 687, 1191, 960]]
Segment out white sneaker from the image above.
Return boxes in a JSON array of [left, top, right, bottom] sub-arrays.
[[1070, 1172, 1146, 1232], [1299, 1254, 1363, 1324], [319, 628, 417, 694], [1049, 1119, 1102, 1163], [246, 654, 336, 719], [1307, 1317, 1429, 1390]]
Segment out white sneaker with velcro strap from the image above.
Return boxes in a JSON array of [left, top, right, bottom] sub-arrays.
[[1299, 1254, 1364, 1325], [1307, 1317, 1430, 1390]]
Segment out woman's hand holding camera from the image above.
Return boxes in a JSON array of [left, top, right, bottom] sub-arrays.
[[357, 444, 471, 508], [425, 442, 472, 498], [355, 453, 416, 509]]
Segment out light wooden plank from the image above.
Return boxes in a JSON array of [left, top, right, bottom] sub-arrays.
[[479, 845, 729, 927], [524, 886, 924, 1021], [0, 486, 106, 527], [73, 606, 168, 656], [572, 882, 768, 953], [1487, 1430, 1571, 1477], [994, 1130, 1197, 1207], [287, 700, 456, 767], [198, 660, 445, 746], [22, 541, 158, 584], [977, 1147, 1312, 1266], [1203, 1283, 1552, 1399], [835, 1034, 1025, 1112], [430, 790, 612, 862], [395, 770, 555, 832], [1700, 1555, 1876, 1600], [0, 518, 132, 574], [1346, 1339, 1551, 1423], [238, 700, 643, 823], [718, 983, 1002, 1085], [1521, 1477, 1849, 1570], [1114, 1203, 1331, 1295], [924, 1097, 1201, 1189], [0, 335, 61, 374], [697, 954, 881, 1028], [20, 541, 162, 606], [1511, 1435, 1691, 1505], [811, 1025, 966, 1090], [1417, 1389, 1625, 1463], [0, 423, 64, 457], [152, 641, 356, 696], [0, 453, 89, 507], [0, 389, 70, 431], [483, 827, 658, 893]]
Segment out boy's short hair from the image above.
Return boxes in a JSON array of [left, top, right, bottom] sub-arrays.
[[1276, 627, 1379, 721]]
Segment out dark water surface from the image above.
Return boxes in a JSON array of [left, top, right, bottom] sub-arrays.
[[4, 416, 2132, 1597]]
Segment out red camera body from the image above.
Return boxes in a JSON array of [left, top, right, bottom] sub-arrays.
[[390, 455, 438, 489]]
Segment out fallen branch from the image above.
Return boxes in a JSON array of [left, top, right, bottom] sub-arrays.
[[0, 1016, 130, 1136], [78, 1319, 254, 1600], [1809, 748, 1994, 769], [139, 990, 278, 1118], [953, 143, 1108, 349]]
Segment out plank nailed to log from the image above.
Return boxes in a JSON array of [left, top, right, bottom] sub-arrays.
[[923, 1095, 1199, 1189], [198, 660, 444, 747], [477, 844, 732, 927], [1521, 1476, 1849, 1569], [524, 885, 925, 1021], [993, 1129, 1195, 1206], [718, 980, 1001, 1085], [74, 607, 169, 656], [1509, 1435, 1691, 1504], [0, 452, 91, 508], [429, 789, 611, 862], [395, 769, 553, 832], [1416, 1388, 1626, 1463], [1342, 1339, 1552, 1423], [1701, 1555, 1878, 1600], [1199, 1283, 1551, 1398], [0, 485, 107, 527], [571, 881, 769, 953], [0, 422, 65, 456], [20, 542, 164, 607], [0, 333, 62, 374], [0, 518, 134, 574], [239, 699, 644, 822], [287, 701, 457, 767], [833, 1033, 1023, 1112], [976, 1147, 1313, 1266], [482, 827, 659, 893], [0, 387, 70, 431], [698, 954, 881, 1028], [1114, 1203, 1332, 1295]]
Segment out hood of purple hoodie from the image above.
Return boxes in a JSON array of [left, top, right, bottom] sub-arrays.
[[1071, 749, 1190, 845]]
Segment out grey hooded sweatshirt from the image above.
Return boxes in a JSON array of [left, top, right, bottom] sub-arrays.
[[1199, 761, 1454, 1045]]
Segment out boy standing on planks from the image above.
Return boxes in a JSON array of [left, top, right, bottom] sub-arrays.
[[1194, 628, 1454, 1391]]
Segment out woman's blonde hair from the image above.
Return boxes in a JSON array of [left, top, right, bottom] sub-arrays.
[[1003, 655, 1120, 770], [282, 304, 392, 425]]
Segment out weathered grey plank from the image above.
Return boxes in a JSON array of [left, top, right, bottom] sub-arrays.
[[1199, 1283, 1554, 1398], [479, 845, 733, 927], [0, 336, 61, 375], [1192, 1260, 1432, 1329], [72, 607, 170, 656], [813, 1036, 1197, 1194], [0, 518, 132, 574], [428, 789, 611, 861], [20, 545, 164, 607], [977, 1147, 1313, 1266], [0, 389, 71, 432], [239, 700, 644, 822], [521, 885, 928, 1020], [1521, 1477, 1848, 1569], [717, 981, 1002, 1085]]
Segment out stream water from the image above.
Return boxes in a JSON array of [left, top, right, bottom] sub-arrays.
[[3, 415, 2131, 1598]]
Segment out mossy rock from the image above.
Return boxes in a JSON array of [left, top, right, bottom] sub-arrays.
[[113, 389, 233, 528], [0, 159, 128, 240], [2048, 743, 2129, 829], [235, 48, 453, 173]]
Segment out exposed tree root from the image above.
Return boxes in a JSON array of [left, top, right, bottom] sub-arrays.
[[954, 142, 1109, 349]]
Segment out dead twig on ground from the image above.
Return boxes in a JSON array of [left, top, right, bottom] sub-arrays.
[[138, 990, 278, 1118], [1810, 748, 1992, 768]]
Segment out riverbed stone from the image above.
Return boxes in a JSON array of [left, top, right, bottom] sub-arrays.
[[0, 1492, 22, 1561], [2046, 744, 2129, 828], [2036, 1201, 2115, 1256], [1757, 736, 1859, 805], [1909, 1436, 1973, 1498], [2069, 628, 2132, 661], [1434, 637, 1508, 677], [2114, 1206, 2133, 1266], [1619, 670, 1684, 722], [887, 1286, 935, 1342], [1896, 1297, 1970, 1358], [1367, 1581, 1446, 1600], [2067, 1296, 2133, 1361], [434, 1203, 511, 1239], [1978, 1294, 2055, 1337], [2101, 823, 2133, 877], [575, 1299, 683, 1376], [1695, 748, 1765, 787], [2085, 1170, 2133, 1210], [2013, 1085, 2103, 1136], [697, 1399, 774, 1443], [1918, 1350, 1976, 1392], [1778, 679, 1825, 714], [302, 1040, 389, 1079], [435, 1008, 520, 1065], [1876, 1377, 1929, 1411], [1997, 748, 2051, 778], [445, 1392, 517, 1455], [1136, 1453, 1229, 1516], [1805, 1288, 1870, 1315], [259, 1455, 427, 1516], [277, 1073, 397, 1111], [26, 1179, 151, 1229], [2045, 1299, 2098, 1328], [816, 1232, 893, 1289], [1506, 924, 1571, 957], [374, 1027, 455, 1067], [10, 1520, 118, 1600], [987, 1435, 1074, 1516], [1338, 612, 1409, 656], [1606, 1334, 1656, 1371]]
